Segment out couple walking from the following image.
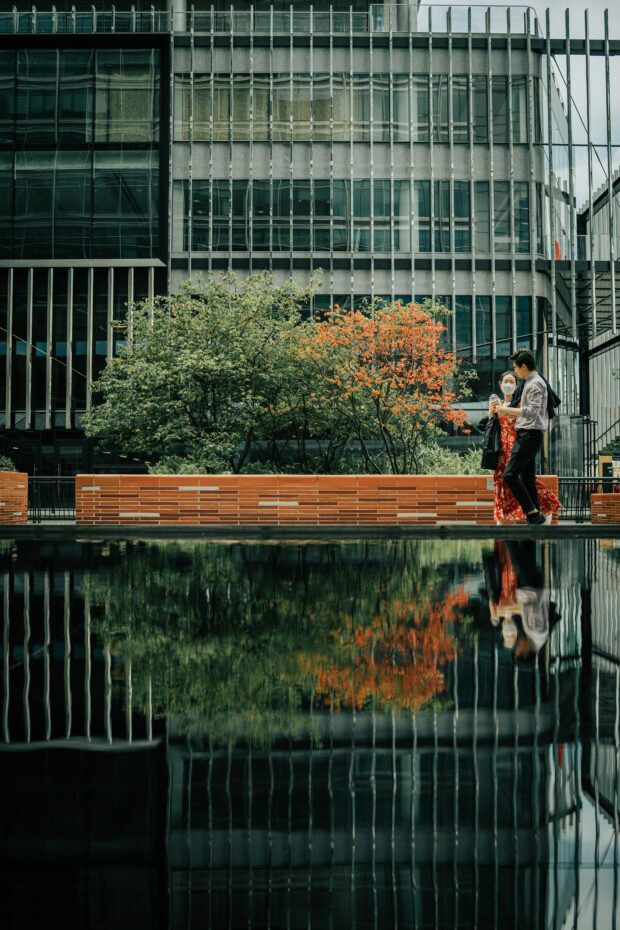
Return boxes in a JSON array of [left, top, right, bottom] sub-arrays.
[[487, 349, 561, 526]]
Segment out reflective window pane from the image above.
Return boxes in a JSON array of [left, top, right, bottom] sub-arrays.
[[95, 49, 159, 142], [93, 150, 159, 257], [58, 50, 94, 142], [472, 75, 488, 143], [14, 151, 54, 258], [0, 152, 11, 258], [475, 181, 490, 252], [492, 75, 508, 143], [16, 49, 58, 144], [0, 50, 15, 143], [493, 180, 511, 253], [54, 151, 91, 257]]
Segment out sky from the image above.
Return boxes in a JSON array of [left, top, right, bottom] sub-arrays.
[[419, 0, 620, 206]]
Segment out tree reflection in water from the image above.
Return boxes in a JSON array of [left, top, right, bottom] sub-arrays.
[[85, 539, 482, 743]]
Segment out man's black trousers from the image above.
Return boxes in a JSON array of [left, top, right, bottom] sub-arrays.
[[503, 428, 544, 515]]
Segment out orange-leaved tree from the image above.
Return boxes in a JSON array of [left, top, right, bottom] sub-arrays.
[[299, 300, 471, 473]]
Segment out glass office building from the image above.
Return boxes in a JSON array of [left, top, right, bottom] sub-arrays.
[[0, 2, 616, 473]]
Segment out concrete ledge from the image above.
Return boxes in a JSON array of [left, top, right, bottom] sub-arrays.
[[2, 522, 617, 541]]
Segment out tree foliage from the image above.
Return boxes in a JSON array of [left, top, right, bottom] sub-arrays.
[[83, 272, 318, 473], [301, 300, 472, 473], [83, 275, 472, 474]]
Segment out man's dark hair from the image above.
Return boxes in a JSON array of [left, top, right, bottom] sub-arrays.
[[510, 349, 537, 371]]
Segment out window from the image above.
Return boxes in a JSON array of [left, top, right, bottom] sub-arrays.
[[493, 180, 511, 253], [475, 181, 490, 251], [454, 181, 471, 252], [191, 181, 211, 251], [393, 181, 411, 253], [411, 75, 429, 142], [452, 75, 469, 143], [0, 51, 14, 143], [492, 75, 508, 143], [272, 73, 290, 142], [476, 296, 492, 357], [0, 152, 11, 259], [414, 180, 430, 251], [252, 180, 270, 250], [95, 49, 159, 143], [313, 74, 332, 141], [292, 75, 312, 142], [511, 75, 528, 143], [472, 75, 488, 142], [14, 152, 54, 258], [352, 75, 371, 142], [516, 297, 532, 346], [455, 296, 472, 353], [372, 73, 390, 142], [431, 74, 450, 142], [93, 150, 158, 257], [514, 181, 530, 252], [58, 50, 94, 142], [54, 151, 91, 258], [495, 296, 512, 356], [16, 50, 58, 144], [393, 75, 409, 142], [434, 180, 451, 252], [292, 181, 311, 248]]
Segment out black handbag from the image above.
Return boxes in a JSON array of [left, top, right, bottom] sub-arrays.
[[480, 415, 501, 470]]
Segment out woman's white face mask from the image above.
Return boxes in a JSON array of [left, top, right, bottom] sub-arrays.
[[501, 381, 516, 395]]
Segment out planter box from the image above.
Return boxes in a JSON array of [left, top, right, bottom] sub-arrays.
[[75, 474, 560, 527], [591, 491, 620, 524], [0, 471, 28, 524]]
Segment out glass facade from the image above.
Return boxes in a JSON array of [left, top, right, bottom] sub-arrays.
[[0, 9, 593, 463], [173, 178, 541, 254], [0, 48, 160, 259], [174, 72, 543, 144]]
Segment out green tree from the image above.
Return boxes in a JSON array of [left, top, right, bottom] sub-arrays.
[[84, 277, 473, 474], [83, 272, 318, 473]]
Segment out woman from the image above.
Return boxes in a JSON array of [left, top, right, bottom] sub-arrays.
[[490, 371, 561, 525]]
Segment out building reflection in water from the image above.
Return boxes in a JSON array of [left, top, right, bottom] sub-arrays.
[[0, 537, 619, 928]]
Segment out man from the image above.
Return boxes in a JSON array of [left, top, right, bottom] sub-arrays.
[[492, 349, 548, 526]]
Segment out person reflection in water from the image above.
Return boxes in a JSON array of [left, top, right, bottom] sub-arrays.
[[485, 539, 552, 658]]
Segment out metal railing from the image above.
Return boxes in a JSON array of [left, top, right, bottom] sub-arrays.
[[28, 477, 76, 524], [0, 4, 541, 37], [557, 476, 620, 523]]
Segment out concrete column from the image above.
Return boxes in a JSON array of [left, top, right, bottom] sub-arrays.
[[168, 0, 187, 32]]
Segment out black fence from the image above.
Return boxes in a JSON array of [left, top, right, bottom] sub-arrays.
[[557, 477, 620, 523], [28, 477, 76, 523]]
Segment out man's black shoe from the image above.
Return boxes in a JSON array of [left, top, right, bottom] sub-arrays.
[[526, 511, 546, 525]]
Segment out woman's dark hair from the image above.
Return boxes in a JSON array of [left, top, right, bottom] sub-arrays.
[[498, 370, 516, 386], [510, 348, 537, 371]]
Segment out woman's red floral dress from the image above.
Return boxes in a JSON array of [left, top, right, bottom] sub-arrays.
[[493, 414, 562, 523]]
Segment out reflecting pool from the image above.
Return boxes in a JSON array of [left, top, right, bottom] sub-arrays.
[[1, 536, 620, 929]]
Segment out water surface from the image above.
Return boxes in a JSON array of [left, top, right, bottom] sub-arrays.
[[1, 536, 619, 929]]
